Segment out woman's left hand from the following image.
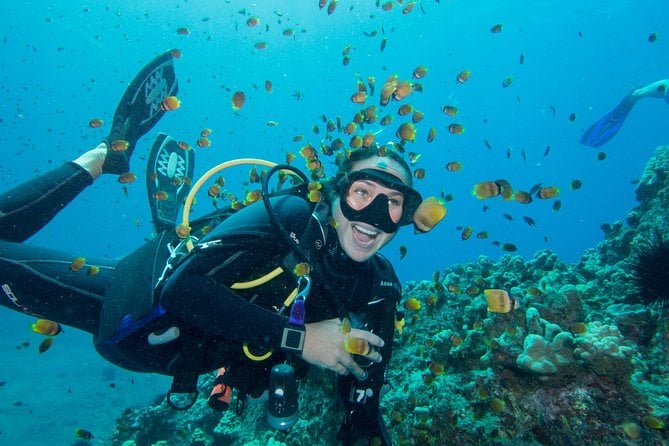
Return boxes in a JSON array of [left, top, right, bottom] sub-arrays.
[[301, 318, 384, 379]]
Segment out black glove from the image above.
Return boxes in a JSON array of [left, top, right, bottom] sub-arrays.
[[336, 409, 393, 446]]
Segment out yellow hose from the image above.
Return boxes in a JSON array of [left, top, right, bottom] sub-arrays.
[[178, 158, 277, 251]]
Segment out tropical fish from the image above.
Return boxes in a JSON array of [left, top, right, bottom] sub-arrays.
[[39, 337, 55, 354], [412, 65, 428, 79], [395, 313, 405, 334], [527, 287, 543, 297], [88, 118, 104, 128], [404, 297, 422, 310], [399, 245, 408, 259], [536, 186, 560, 199], [445, 161, 462, 172], [442, 105, 458, 116], [484, 289, 519, 313], [396, 123, 416, 142], [154, 191, 169, 201], [472, 181, 500, 199], [501, 243, 518, 252], [397, 103, 413, 116], [522, 216, 536, 227], [75, 428, 94, 440], [70, 256, 86, 272], [351, 91, 367, 103], [408, 152, 422, 164], [231, 91, 245, 110], [446, 123, 464, 135], [31, 319, 63, 336], [197, 137, 211, 148], [160, 96, 181, 111], [393, 81, 413, 101], [343, 336, 370, 355], [514, 191, 532, 204], [402, 1, 416, 14], [110, 140, 129, 152], [490, 24, 503, 33], [87, 266, 100, 276], [327, 0, 338, 15], [456, 69, 471, 84], [427, 127, 437, 143], [413, 197, 447, 234], [117, 172, 137, 184]]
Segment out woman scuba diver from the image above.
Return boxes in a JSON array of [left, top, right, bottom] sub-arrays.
[[0, 51, 443, 446]]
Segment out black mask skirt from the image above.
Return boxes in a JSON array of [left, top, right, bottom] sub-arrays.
[[338, 169, 422, 234]]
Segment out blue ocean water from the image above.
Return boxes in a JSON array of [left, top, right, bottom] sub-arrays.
[[0, 1, 666, 444]]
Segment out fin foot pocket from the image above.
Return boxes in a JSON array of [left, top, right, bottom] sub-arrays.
[[147, 132, 195, 233]]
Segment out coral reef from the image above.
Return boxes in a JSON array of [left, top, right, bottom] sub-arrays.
[[104, 147, 669, 445]]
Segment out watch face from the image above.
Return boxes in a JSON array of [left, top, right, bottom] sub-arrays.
[[285, 329, 303, 348], [281, 326, 305, 352]]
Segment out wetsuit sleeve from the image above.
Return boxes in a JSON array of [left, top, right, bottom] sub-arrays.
[[159, 195, 315, 350], [160, 258, 288, 347]]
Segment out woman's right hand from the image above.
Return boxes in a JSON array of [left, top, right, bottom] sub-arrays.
[[301, 318, 384, 380]]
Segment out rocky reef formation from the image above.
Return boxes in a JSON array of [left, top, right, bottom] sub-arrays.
[[106, 147, 669, 445]]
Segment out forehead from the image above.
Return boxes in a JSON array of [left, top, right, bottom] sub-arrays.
[[350, 157, 410, 185]]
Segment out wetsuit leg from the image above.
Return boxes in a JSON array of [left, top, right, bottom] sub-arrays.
[[0, 162, 93, 242], [0, 240, 116, 333], [0, 161, 111, 333]]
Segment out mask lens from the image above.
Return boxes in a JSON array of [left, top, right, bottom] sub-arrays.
[[346, 180, 404, 223]]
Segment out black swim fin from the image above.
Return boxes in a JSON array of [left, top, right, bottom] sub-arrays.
[[146, 132, 195, 233], [103, 50, 179, 174]]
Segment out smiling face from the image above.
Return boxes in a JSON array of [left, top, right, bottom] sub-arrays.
[[332, 156, 412, 262]]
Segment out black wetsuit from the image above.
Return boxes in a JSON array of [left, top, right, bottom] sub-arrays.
[[0, 162, 401, 435]]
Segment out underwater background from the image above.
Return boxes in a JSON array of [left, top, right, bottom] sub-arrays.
[[0, 1, 667, 445]]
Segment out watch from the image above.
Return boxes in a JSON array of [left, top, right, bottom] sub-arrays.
[[281, 324, 306, 353]]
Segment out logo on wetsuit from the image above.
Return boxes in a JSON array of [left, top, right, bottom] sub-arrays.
[[348, 385, 374, 404], [2, 283, 29, 312]]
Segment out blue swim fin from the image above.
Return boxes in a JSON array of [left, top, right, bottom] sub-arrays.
[[579, 95, 636, 147], [146, 132, 195, 233]]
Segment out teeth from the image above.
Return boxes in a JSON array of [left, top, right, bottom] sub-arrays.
[[354, 224, 379, 236]]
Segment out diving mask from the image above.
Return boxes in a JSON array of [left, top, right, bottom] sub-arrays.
[[339, 169, 423, 234]]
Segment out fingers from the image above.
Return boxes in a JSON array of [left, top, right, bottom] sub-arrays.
[[349, 327, 385, 348], [339, 354, 368, 380]]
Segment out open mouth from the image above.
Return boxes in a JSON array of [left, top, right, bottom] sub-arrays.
[[352, 223, 380, 247]]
